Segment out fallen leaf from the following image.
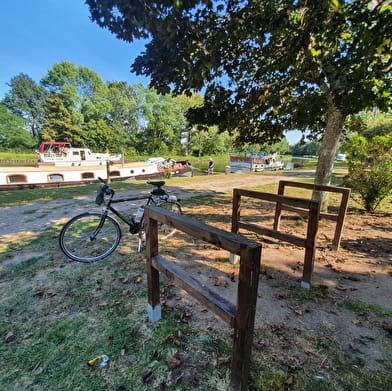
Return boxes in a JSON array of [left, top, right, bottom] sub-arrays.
[[166, 357, 181, 370], [294, 310, 303, 316], [4, 331, 15, 342], [217, 356, 231, 365], [151, 349, 160, 360], [142, 371, 154, 383], [284, 375, 294, 387], [134, 275, 143, 284], [170, 372, 184, 384], [352, 319, 362, 326], [214, 276, 222, 286], [98, 302, 108, 307], [34, 290, 45, 297]]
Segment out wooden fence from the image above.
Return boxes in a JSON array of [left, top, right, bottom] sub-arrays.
[[145, 205, 262, 391], [273, 181, 351, 250], [231, 188, 320, 288]]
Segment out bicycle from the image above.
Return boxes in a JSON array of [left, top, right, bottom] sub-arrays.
[[59, 178, 182, 262]]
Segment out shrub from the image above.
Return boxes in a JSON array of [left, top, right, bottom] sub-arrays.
[[343, 135, 392, 212]]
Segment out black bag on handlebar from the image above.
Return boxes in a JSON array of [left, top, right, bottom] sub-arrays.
[[95, 187, 105, 205], [96, 184, 111, 205]]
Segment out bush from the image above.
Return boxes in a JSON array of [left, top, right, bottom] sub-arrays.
[[344, 135, 392, 212]]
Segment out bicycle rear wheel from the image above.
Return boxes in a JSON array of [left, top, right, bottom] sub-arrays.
[[155, 200, 182, 240], [59, 212, 121, 262]]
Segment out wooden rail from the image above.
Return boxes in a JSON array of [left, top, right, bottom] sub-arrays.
[[144, 205, 262, 391], [273, 181, 351, 250], [232, 188, 320, 288]]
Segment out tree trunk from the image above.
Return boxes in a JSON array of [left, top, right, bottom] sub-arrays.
[[313, 97, 345, 211]]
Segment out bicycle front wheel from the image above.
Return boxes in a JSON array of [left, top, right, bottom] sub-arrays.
[[59, 212, 122, 262], [155, 200, 182, 240]]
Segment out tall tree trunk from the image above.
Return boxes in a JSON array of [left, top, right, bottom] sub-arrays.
[[313, 97, 345, 211]]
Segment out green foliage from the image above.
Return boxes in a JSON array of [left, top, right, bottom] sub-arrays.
[[292, 141, 321, 156], [189, 126, 233, 157], [362, 112, 392, 140], [40, 93, 84, 144], [87, 0, 391, 141], [0, 103, 36, 150], [87, 0, 392, 192], [344, 135, 392, 211], [3, 73, 47, 137]]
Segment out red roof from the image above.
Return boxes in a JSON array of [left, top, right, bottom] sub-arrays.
[[38, 142, 71, 153]]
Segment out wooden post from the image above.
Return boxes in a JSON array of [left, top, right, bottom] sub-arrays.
[[230, 189, 241, 264], [232, 189, 241, 234], [106, 160, 111, 183], [144, 205, 263, 390], [301, 200, 320, 288], [332, 187, 350, 250], [145, 209, 161, 322], [230, 244, 262, 391], [273, 181, 285, 231]]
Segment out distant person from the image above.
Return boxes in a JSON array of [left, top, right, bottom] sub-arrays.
[[208, 158, 215, 175]]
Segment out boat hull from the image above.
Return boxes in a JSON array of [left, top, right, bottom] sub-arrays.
[[0, 161, 193, 191]]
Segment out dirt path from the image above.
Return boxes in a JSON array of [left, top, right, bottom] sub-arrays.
[[1, 171, 391, 374], [0, 172, 298, 237]]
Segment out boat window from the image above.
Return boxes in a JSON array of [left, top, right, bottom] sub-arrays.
[[110, 171, 120, 177], [142, 169, 145, 173], [72, 151, 79, 156], [130, 170, 134, 174], [81, 172, 95, 179], [7, 174, 27, 183], [48, 174, 64, 182]]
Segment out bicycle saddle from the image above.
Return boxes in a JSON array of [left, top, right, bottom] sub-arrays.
[[148, 181, 165, 188]]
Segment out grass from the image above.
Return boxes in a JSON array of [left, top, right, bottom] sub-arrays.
[[344, 300, 392, 317], [1, 175, 391, 390], [0, 226, 233, 391]]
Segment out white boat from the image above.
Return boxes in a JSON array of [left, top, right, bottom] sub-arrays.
[[0, 142, 193, 190], [230, 153, 284, 173], [37, 142, 122, 166]]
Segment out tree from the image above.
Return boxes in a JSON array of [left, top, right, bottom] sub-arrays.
[[0, 103, 35, 150], [87, 0, 392, 207], [3, 73, 47, 138], [292, 140, 321, 156], [344, 134, 392, 212], [362, 111, 392, 139], [137, 88, 187, 155], [40, 93, 85, 145], [41, 61, 111, 146], [189, 126, 233, 156], [106, 81, 141, 152]]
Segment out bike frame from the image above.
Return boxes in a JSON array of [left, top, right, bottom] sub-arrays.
[[100, 193, 157, 230]]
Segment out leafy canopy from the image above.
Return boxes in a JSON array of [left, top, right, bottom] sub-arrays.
[[86, 0, 392, 144]]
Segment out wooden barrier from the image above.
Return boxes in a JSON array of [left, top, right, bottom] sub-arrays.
[[145, 205, 262, 391], [273, 181, 350, 250], [231, 188, 320, 288]]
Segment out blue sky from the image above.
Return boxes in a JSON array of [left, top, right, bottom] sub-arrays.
[[0, 0, 302, 145], [0, 0, 149, 98]]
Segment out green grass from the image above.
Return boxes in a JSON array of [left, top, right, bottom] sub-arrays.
[[344, 300, 392, 317], [1, 176, 391, 390]]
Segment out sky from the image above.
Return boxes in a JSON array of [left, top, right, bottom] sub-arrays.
[[0, 0, 303, 145]]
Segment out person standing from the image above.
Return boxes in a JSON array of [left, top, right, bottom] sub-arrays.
[[208, 158, 215, 175]]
